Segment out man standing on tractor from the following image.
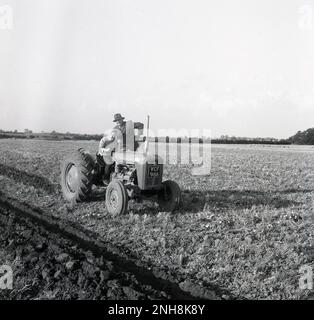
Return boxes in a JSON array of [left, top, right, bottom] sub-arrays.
[[96, 113, 127, 182]]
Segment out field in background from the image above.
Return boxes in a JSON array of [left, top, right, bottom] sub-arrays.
[[0, 139, 314, 299]]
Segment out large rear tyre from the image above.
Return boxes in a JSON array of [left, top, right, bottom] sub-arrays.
[[157, 180, 181, 212], [105, 180, 128, 216], [60, 148, 95, 202]]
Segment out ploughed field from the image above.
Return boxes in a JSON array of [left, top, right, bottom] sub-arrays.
[[0, 139, 314, 299]]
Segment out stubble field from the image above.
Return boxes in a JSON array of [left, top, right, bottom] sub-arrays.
[[0, 139, 314, 299]]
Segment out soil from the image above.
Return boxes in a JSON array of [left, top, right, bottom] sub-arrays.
[[1, 139, 314, 299]]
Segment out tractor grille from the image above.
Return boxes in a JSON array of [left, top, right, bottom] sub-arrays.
[[146, 164, 162, 187]]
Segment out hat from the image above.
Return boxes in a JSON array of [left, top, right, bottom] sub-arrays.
[[113, 113, 125, 122]]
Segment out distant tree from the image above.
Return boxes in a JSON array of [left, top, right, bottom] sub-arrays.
[[289, 128, 314, 145]]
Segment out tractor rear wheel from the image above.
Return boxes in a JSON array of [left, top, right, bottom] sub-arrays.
[[157, 180, 181, 212], [61, 148, 95, 202], [105, 180, 128, 216]]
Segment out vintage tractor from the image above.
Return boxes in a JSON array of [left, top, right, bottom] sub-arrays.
[[60, 117, 181, 216]]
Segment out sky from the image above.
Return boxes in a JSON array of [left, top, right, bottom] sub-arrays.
[[0, 0, 314, 138]]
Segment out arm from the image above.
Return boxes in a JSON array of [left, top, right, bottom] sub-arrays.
[[98, 129, 122, 155], [98, 133, 114, 155]]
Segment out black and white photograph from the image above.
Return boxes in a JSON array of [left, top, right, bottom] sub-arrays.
[[0, 0, 314, 307]]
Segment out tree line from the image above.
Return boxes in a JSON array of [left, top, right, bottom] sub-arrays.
[[0, 127, 314, 145]]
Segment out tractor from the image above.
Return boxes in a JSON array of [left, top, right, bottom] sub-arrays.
[[60, 116, 181, 216]]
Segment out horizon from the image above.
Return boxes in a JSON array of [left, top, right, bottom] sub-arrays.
[[1, 0, 314, 139], [0, 127, 300, 140], [0, 121, 312, 140]]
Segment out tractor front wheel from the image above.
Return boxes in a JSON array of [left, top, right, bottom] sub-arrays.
[[157, 180, 181, 212], [105, 180, 128, 216]]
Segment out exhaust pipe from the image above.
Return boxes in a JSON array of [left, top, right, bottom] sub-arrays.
[[144, 115, 150, 154]]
